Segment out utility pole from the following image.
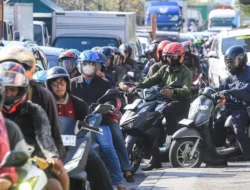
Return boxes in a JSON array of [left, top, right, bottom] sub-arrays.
[[0, 0, 3, 39]]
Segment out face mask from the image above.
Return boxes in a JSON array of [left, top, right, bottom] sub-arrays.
[[82, 65, 96, 76], [167, 58, 179, 68]]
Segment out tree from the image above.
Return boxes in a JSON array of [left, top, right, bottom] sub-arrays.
[[235, 0, 250, 17]]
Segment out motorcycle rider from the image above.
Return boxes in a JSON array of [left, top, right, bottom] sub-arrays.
[[142, 43, 158, 77], [131, 42, 192, 170], [45, 66, 113, 190], [71, 50, 133, 189], [0, 45, 65, 159], [0, 62, 69, 190], [147, 40, 171, 77], [58, 50, 80, 78], [194, 38, 208, 59], [119, 44, 138, 71], [32, 70, 47, 87], [182, 41, 201, 79], [213, 45, 250, 161]]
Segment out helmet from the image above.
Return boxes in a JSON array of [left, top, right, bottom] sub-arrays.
[[145, 43, 158, 54], [99, 46, 116, 66], [33, 70, 47, 84], [77, 50, 100, 76], [0, 45, 36, 80], [58, 50, 78, 74], [119, 44, 132, 58], [26, 44, 48, 70], [156, 40, 171, 61], [46, 66, 70, 94], [163, 42, 185, 63], [224, 45, 247, 75], [194, 38, 202, 48], [68, 49, 80, 59], [110, 46, 122, 65], [151, 39, 161, 45], [182, 41, 192, 53], [96, 52, 107, 66], [91, 46, 101, 52], [0, 62, 29, 114]]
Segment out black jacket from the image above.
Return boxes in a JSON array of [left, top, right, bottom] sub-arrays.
[[70, 94, 88, 121], [29, 80, 65, 158], [4, 101, 59, 159], [71, 76, 112, 105]]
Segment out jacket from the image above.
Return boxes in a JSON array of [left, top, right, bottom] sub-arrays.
[[0, 114, 17, 184], [71, 75, 112, 105], [182, 53, 201, 74], [29, 80, 65, 158], [3, 101, 59, 159], [124, 58, 138, 70], [219, 65, 250, 109], [140, 64, 192, 101], [147, 61, 164, 77]]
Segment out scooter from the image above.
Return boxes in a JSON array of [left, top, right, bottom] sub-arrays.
[[169, 87, 250, 168], [120, 82, 183, 173]]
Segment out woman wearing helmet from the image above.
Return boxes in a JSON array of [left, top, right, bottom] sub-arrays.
[[181, 41, 201, 80], [134, 42, 192, 171], [46, 66, 113, 190], [0, 62, 69, 190], [58, 50, 80, 78], [0, 45, 66, 160], [119, 43, 138, 70], [147, 40, 171, 77]]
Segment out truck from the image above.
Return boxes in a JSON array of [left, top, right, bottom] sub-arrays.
[[145, 1, 184, 32], [4, 3, 34, 41], [33, 20, 50, 46], [208, 7, 237, 32], [51, 11, 136, 57]]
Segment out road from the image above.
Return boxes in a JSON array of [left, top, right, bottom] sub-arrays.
[[138, 162, 250, 190]]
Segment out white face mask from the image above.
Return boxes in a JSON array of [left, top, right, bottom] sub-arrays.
[[82, 65, 96, 76]]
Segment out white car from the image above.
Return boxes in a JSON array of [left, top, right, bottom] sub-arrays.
[[208, 28, 250, 88]]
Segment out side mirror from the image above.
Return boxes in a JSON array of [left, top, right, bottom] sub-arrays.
[[0, 151, 29, 167], [92, 104, 114, 114], [13, 31, 20, 41], [97, 89, 119, 103], [208, 51, 219, 59], [169, 81, 183, 89]]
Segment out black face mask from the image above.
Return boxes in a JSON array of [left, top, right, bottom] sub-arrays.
[[167, 58, 179, 68]]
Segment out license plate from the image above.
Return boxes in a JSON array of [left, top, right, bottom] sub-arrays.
[[61, 135, 76, 146], [178, 119, 194, 126]]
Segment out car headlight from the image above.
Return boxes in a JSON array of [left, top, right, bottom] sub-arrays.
[[188, 98, 201, 118]]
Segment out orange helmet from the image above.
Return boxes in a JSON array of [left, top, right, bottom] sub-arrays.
[[156, 40, 170, 61], [162, 42, 185, 63]]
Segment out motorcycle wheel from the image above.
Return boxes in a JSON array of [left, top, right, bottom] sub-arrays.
[[169, 138, 203, 168], [126, 143, 142, 174]]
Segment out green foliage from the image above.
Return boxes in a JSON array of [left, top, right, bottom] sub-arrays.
[[235, 0, 250, 17]]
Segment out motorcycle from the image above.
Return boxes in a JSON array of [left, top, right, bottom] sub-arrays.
[[120, 81, 183, 173], [191, 73, 208, 99], [169, 87, 249, 168]]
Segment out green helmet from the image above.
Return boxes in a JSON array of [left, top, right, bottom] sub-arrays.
[[194, 38, 202, 45]]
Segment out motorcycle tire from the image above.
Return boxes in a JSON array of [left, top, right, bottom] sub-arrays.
[[169, 139, 203, 168], [126, 143, 142, 174]]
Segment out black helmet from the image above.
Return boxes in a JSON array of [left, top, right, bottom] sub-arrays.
[[96, 52, 107, 66], [119, 44, 132, 58], [109, 46, 122, 65], [46, 66, 70, 93], [99, 46, 114, 59], [145, 43, 158, 54], [224, 45, 247, 75]]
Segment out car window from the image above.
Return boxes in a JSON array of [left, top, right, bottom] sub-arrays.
[[211, 38, 218, 52], [222, 35, 250, 54], [34, 25, 43, 46]]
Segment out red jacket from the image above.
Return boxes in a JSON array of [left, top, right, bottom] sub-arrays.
[[0, 113, 17, 184]]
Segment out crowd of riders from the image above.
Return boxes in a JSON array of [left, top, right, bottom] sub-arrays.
[[0, 34, 250, 190]]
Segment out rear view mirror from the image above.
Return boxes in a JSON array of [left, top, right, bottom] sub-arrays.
[[0, 151, 29, 167], [169, 81, 183, 89], [13, 31, 20, 41], [92, 104, 114, 114], [97, 89, 119, 103]]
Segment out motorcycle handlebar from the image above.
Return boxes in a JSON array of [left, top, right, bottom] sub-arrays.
[[77, 120, 103, 135]]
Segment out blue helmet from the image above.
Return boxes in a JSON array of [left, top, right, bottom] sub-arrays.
[[33, 70, 47, 84], [96, 52, 107, 66]]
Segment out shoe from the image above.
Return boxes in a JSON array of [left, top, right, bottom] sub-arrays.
[[216, 143, 240, 155], [123, 174, 135, 183], [141, 163, 162, 171], [205, 161, 228, 168]]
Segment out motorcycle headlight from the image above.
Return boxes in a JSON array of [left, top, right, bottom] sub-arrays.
[[19, 176, 38, 190], [188, 98, 201, 118]]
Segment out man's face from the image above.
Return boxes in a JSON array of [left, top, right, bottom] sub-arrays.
[[5, 86, 19, 97], [51, 78, 67, 98]]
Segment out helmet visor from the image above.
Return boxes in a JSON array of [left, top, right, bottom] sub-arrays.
[[59, 58, 78, 73], [164, 53, 179, 60], [0, 70, 29, 87]]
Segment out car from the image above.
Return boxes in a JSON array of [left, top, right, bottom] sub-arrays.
[[39, 46, 64, 68], [208, 28, 250, 88], [156, 31, 180, 42]]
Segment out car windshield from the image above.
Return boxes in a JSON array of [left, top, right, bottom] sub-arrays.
[[222, 35, 250, 54], [53, 37, 120, 51], [157, 14, 179, 21], [46, 55, 59, 68], [34, 25, 43, 46], [157, 35, 178, 42], [210, 18, 233, 27]]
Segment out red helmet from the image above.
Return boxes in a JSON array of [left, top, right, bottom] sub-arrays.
[[163, 42, 185, 63], [182, 41, 192, 53], [156, 40, 171, 61]]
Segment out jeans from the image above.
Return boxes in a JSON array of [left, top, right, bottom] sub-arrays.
[[86, 148, 113, 190], [109, 122, 131, 171], [95, 125, 123, 185]]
